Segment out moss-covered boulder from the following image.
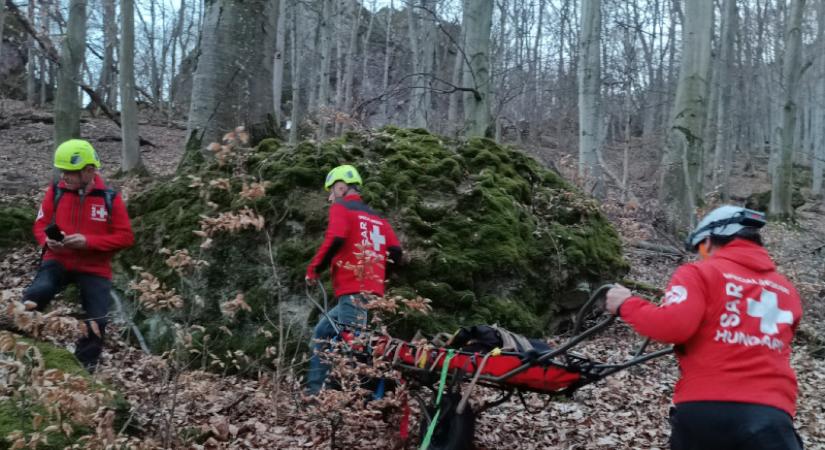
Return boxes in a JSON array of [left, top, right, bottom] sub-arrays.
[[0, 203, 35, 252], [745, 164, 811, 213], [746, 189, 806, 212], [122, 128, 626, 363]]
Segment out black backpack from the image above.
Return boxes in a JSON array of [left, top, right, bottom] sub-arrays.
[[448, 325, 551, 354]]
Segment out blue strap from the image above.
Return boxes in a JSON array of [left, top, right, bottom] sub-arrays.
[[373, 378, 385, 400]]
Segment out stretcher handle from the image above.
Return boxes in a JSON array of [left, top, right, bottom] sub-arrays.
[[591, 346, 674, 378], [634, 337, 652, 358], [572, 283, 615, 335], [305, 283, 342, 336]]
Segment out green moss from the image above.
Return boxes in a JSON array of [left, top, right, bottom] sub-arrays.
[[746, 189, 806, 212], [745, 165, 812, 213], [0, 400, 88, 449], [19, 338, 86, 375], [0, 337, 130, 448], [123, 127, 627, 367], [0, 203, 36, 251]]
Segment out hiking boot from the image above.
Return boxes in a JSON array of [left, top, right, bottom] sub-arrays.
[[75, 334, 103, 373]]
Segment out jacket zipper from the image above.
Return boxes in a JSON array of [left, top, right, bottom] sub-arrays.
[[72, 190, 86, 271]]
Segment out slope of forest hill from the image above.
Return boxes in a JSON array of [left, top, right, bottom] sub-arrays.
[[0, 100, 186, 196], [0, 102, 824, 448]]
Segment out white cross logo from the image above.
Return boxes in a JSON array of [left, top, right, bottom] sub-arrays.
[[369, 225, 386, 252], [90, 205, 108, 222], [746, 289, 793, 335]]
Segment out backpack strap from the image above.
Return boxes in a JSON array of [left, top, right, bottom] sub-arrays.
[[50, 182, 64, 226], [88, 186, 118, 223], [51, 181, 118, 223]]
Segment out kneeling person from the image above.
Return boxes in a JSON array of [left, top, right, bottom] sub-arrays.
[[24, 139, 135, 371]]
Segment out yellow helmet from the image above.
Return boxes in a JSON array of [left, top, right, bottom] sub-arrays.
[[324, 165, 363, 191], [54, 139, 101, 171]]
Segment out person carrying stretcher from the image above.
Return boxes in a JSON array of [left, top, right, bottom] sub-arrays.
[[606, 205, 803, 450], [305, 165, 403, 395]]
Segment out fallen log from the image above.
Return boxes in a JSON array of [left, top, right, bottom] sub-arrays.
[[630, 240, 684, 256]]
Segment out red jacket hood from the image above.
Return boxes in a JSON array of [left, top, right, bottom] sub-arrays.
[[711, 239, 776, 273]]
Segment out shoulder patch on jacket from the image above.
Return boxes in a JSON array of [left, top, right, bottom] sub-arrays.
[[663, 285, 688, 306]]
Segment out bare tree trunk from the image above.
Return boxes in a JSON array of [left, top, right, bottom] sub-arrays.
[[664, 0, 681, 133], [462, 0, 493, 137], [120, 0, 142, 172], [701, 40, 719, 192], [381, 0, 394, 122], [659, 0, 713, 230], [447, 40, 462, 136], [168, 0, 186, 114], [25, 0, 36, 105], [54, 0, 87, 144], [416, 0, 435, 128], [0, 0, 6, 62], [333, 0, 345, 131], [770, 0, 806, 217], [531, 0, 545, 123], [157, 4, 171, 114], [38, 0, 49, 107], [341, 0, 360, 131], [623, 91, 632, 202], [183, 0, 277, 167], [621, 2, 636, 203], [148, 0, 160, 101], [272, 0, 286, 128], [636, 1, 657, 137], [814, 0, 825, 196], [360, 0, 376, 103], [492, 0, 507, 141], [405, 2, 426, 128], [712, 0, 738, 200], [578, 0, 603, 197], [98, 0, 117, 109], [557, 0, 568, 108], [317, 0, 332, 140], [289, 0, 302, 144]]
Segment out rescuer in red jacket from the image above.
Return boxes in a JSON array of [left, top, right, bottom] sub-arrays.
[[24, 139, 134, 371], [305, 164, 402, 394], [606, 205, 803, 450]]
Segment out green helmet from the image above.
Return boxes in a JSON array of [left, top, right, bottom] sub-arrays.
[[54, 139, 101, 171], [324, 165, 363, 191]]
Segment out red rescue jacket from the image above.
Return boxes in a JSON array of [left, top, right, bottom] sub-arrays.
[[307, 194, 401, 297], [620, 239, 801, 416], [33, 174, 135, 279]]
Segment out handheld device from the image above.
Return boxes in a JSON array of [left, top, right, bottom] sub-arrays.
[[45, 223, 64, 242]]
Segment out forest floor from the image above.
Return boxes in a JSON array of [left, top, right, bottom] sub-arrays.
[[1, 98, 824, 449]]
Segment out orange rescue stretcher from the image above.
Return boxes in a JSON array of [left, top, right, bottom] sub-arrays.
[[309, 285, 673, 450], [363, 285, 673, 450]]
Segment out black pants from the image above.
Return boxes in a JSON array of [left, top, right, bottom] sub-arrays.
[[670, 401, 804, 450], [23, 260, 112, 370]]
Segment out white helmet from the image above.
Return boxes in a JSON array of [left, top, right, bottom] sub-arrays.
[[685, 205, 766, 251]]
